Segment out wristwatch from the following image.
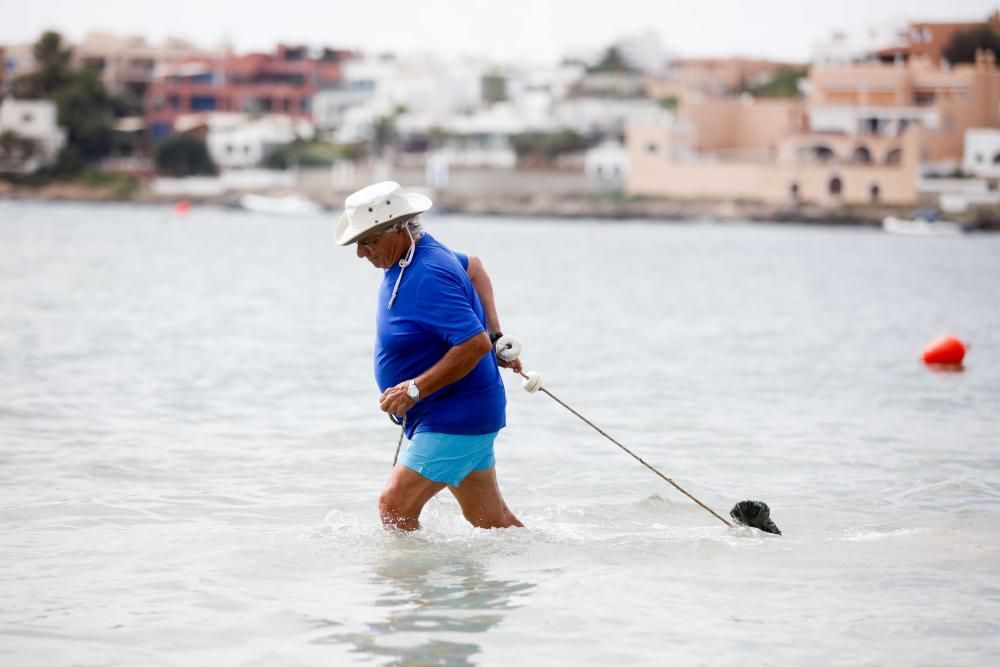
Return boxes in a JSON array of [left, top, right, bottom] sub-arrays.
[[406, 380, 421, 402], [489, 330, 504, 344]]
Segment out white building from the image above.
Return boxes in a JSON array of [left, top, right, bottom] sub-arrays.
[[505, 61, 586, 104], [0, 97, 66, 172], [198, 113, 315, 169], [312, 81, 376, 139], [427, 101, 555, 168], [553, 97, 661, 135], [324, 55, 485, 144], [584, 139, 629, 182], [963, 128, 1000, 178], [811, 21, 909, 65]]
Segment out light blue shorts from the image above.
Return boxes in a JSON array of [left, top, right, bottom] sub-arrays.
[[399, 431, 498, 487]]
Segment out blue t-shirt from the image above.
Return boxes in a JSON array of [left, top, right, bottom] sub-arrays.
[[374, 233, 506, 438]]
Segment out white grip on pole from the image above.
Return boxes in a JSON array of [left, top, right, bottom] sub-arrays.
[[495, 335, 522, 362], [521, 370, 543, 393]]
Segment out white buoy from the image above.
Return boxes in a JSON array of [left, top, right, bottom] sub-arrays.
[[521, 370, 543, 393], [495, 335, 522, 362]]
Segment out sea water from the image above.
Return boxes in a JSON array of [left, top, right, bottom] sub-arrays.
[[1, 201, 998, 665]]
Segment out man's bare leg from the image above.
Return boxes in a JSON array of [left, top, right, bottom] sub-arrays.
[[449, 467, 524, 529], [379, 465, 446, 531]]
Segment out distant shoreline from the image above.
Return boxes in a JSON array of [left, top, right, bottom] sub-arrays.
[[433, 194, 919, 228], [3, 180, 999, 231]]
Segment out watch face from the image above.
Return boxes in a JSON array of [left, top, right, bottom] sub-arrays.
[[407, 383, 419, 399]]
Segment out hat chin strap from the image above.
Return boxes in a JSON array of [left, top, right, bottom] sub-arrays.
[[387, 225, 416, 309]]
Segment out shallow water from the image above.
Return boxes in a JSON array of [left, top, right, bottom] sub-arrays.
[[1, 201, 999, 665]]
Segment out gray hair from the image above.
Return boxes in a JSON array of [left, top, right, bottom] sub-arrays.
[[393, 214, 424, 240]]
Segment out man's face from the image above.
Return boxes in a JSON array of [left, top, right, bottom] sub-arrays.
[[355, 228, 399, 269]]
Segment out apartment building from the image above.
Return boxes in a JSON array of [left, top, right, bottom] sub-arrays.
[[145, 45, 349, 140], [74, 32, 219, 104]]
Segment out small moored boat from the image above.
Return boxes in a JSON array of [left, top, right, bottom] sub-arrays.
[[882, 207, 965, 236], [238, 193, 324, 216]]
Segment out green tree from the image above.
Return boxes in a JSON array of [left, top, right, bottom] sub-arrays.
[[12, 31, 120, 171], [588, 46, 636, 74], [740, 67, 808, 98], [264, 139, 348, 169], [0, 130, 37, 158], [54, 68, 115, 162], [0, 131, 38, 170], [510, 129, 589, 163], [13, 31, 73, 97], [658, 95, 679, 110], [482, 71, 508, 104], [943, 25, 1000, 64], [154, 134, 216, 177]]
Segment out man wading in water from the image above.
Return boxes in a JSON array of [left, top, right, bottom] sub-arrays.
[[336, 181, 524, 531]]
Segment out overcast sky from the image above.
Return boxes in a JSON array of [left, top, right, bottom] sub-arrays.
[[1, 0, 996, 63]]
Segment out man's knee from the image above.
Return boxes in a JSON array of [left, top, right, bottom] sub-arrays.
[[461, 503, 511, 529], [378, 488, 403, 522], [379, 485, 418, 528]]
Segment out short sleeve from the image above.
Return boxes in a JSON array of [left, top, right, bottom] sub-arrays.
[[413, 262, 484, 347], [454, 251, 469, 271]]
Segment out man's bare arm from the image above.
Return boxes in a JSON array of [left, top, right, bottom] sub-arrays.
[[379, 333, 492, 415]]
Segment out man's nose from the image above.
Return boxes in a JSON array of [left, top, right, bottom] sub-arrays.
[[356, 244, 366, 258]]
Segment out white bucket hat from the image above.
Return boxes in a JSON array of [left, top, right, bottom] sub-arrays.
[[335, 181, 432, 246]]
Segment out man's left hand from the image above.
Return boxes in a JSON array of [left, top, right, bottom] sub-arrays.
[[380, 380, 416, 416], [498, 357, 523, 373]]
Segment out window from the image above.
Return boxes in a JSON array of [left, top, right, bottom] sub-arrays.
[[851, 146, 872, 164], [829, 176, 843, 197], [645, 142, 659, 154], [150, 122, 171, 139], [789, 182, 800, 203], [191, 96, 216, 112], [993, 153, 1000, 164], [870, 183, 880, 203], [814, 145, 835, 163], [885, 148, 902, 165]]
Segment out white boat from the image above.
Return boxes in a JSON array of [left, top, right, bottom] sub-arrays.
[[882, 216, 964, 236], [238, 193, 324, 216]]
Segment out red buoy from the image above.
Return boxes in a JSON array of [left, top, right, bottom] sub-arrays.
[[173, 200, 192, 216], [922, 335, 967, 366]]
